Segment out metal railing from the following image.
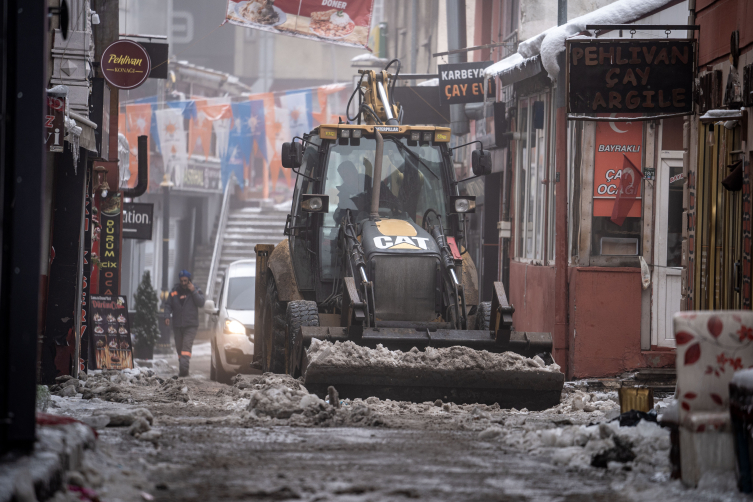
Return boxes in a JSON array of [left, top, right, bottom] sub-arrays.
[[206, 173, 237, 302]]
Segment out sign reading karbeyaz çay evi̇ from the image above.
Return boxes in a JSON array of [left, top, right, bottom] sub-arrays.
[[438, 61, 496, 106]]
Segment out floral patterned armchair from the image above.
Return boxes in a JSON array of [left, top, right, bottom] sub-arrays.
[[673, 311, 753, 486]]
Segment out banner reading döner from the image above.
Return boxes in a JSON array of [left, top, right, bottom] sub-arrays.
[[225, 0, 374, 49]]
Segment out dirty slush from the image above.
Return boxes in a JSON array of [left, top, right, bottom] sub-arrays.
[[42, 341, 730, 502]]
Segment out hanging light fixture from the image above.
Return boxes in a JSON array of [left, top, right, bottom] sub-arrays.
[[93, 165, 111, 198]]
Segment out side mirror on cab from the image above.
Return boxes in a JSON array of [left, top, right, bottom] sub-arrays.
[[281, 141, 303, 168], [204, 300, 219, 315], [471, 149, 492, 176]]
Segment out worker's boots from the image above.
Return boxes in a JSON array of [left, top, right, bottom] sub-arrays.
[[179, 353, 190, 377]]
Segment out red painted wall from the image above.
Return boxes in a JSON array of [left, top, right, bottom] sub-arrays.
[[568, 267, 644, 379], [508, 261, 559, 363], [697, 0, 753, 67], [510, 262, 674, 378]]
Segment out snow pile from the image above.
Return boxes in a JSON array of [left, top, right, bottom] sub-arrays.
[[234, 373, 382, 428], [541, 389, 621, 418], [306, 339, 562, 373], [48, 367, 197, 405], [485, 0, 675, 81], [495, 419, 671, 473], [49, 369, 156, 401]]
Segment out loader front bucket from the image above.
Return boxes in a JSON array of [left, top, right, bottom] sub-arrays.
[[300, 327, 565, 411]]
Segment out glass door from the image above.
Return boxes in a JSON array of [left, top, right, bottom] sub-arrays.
[[652, 151, 683, 347]]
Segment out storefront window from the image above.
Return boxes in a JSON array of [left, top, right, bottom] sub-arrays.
[[591, 117, 643, 256], [515, 92, 553, 262]]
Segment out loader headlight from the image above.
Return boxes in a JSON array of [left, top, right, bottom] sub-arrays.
[[450, 196, 476, 214], [351, 129, 362, 139], [340, 129, 350, 139], [410, 131, 420, 141], [301, 194, 330, 213], [423, 132, 433, 142], [224, 319, 246, 335], [306, 197, 323, 211]]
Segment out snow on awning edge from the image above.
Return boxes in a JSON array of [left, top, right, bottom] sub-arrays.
[[483, 0, 681, 83]]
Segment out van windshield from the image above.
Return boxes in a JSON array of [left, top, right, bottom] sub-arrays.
[[226, 277, 255, 310]]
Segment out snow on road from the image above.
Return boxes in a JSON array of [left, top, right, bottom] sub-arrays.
[[39, 343, 742, 501]]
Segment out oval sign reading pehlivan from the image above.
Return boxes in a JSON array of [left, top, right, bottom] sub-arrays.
[[100, 40, 151, 89]]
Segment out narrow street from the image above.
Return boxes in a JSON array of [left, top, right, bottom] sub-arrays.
[[45, 339, 740, 502], [2, 0, 753, 499]]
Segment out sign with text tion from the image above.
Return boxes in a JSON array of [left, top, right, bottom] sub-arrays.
[[593, 114, 642, 218], [101, 40, 151, 89], [567, 40, 695, 114], [123, 202, 153, 240], [438, 61, 495, 106]]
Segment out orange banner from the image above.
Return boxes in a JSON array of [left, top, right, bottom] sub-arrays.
[[125, 103, 153, 184]]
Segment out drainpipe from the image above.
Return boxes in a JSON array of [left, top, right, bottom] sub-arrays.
[[410, 0, 418, 74], [122, 135, 148, 198], [554, 1, 570, 376], [446, 0, 469, 136], [686, 0, 696, 40]]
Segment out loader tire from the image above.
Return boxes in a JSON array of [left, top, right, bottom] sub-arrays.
[[261, 275, 287, 374], [475, 301, 492, 331], [285, 301, 319, 378]]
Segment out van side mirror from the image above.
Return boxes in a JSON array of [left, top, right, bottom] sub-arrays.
[[281, 142, 303, 168], [471, 149, 492, 176], [204, 300, 219, 315]]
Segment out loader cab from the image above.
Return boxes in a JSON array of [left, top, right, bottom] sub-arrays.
[[284, 126, 476, 304]]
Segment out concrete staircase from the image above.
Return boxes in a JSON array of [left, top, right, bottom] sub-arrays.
[[193, 241, 216, 297], [211, 206, 289, 301]]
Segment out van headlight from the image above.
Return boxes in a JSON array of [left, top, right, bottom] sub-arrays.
[[224, 319, 246, 335]]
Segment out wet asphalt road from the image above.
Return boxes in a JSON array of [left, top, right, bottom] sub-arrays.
[[74, 340, 724, 502]]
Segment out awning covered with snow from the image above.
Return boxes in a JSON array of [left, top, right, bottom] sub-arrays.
[[700, 109, 745, 123], [497, 55, 543, 87], [484, 0, 679, 83]]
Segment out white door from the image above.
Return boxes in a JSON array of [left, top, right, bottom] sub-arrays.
[[652, 151, 684, 348]]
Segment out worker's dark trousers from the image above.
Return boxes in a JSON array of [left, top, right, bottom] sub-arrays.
[[173, 326, 197, 376]]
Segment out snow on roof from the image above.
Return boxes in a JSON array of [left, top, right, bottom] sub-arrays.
[[417, 78, 439, 87], [483, 53, 526, 81], [485, 0, 677, 82], [700, 108, 744, 121], [350, 53, 387, 63]]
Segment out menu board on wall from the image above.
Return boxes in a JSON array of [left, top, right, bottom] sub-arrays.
[[91, 295, 134, 370]]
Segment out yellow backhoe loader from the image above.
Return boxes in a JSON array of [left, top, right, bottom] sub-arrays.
[[252, 60, 564, 409]]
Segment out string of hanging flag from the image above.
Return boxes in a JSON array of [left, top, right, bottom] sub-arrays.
[[118, 83, 350, 191]]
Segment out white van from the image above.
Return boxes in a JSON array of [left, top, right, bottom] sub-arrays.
[[203, 260, 256, 383]]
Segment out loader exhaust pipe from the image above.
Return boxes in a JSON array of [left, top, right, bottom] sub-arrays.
[[370, 130, 384, 220]]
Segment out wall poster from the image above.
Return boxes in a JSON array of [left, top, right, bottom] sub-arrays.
[[91, 295, 134, 370]]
